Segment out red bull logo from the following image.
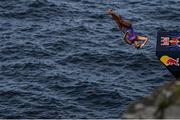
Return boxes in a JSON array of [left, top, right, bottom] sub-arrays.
[[157, 31, 180, 78], [161, 37, 180, 46], [160, 55, 179, 66]]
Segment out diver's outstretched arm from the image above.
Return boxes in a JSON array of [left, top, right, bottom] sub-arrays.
[[137, 36, 149, 48], [140, 39, 148, 48]]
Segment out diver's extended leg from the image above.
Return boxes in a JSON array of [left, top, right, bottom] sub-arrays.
[[107, 9, 132, 32]]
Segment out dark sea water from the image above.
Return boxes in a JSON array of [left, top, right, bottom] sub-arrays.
[[0, 0, 179, 118]]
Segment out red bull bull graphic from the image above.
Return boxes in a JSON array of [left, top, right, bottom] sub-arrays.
[[160, 55, 179, 66], [161, 37, 170, 46], [161, 37, 180, 46]]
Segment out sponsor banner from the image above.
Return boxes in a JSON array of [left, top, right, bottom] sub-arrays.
[[157, 31, 180, 79]]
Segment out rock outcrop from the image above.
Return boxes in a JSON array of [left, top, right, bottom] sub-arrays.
[[123, 80, 180, 119]]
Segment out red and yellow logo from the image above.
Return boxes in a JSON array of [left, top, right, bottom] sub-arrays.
[[160, 55, 179, 66]]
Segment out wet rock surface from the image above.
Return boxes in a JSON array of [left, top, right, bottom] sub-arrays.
[[123, 80, 180, 119]]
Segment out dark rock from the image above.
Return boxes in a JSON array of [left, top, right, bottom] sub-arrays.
[[123, 80, 180, 119]]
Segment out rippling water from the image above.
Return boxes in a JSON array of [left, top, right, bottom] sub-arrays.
[[0, 0, 179, 118]]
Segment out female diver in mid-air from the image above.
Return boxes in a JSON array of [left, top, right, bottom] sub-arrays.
[[107, 9, 149, 49]]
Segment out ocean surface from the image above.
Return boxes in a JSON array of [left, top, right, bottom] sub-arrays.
[[0, 0, 179, 118]]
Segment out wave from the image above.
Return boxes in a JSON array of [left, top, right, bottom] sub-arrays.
[[0, 0, 60, 20]]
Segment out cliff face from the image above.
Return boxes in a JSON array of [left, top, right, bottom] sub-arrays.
[[123, 80, 180, 119]]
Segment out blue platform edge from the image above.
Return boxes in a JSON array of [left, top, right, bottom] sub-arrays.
[[156, 31, 180, 79]]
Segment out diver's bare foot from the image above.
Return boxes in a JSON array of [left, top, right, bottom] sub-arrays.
[[106, 8, 113, 14]]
